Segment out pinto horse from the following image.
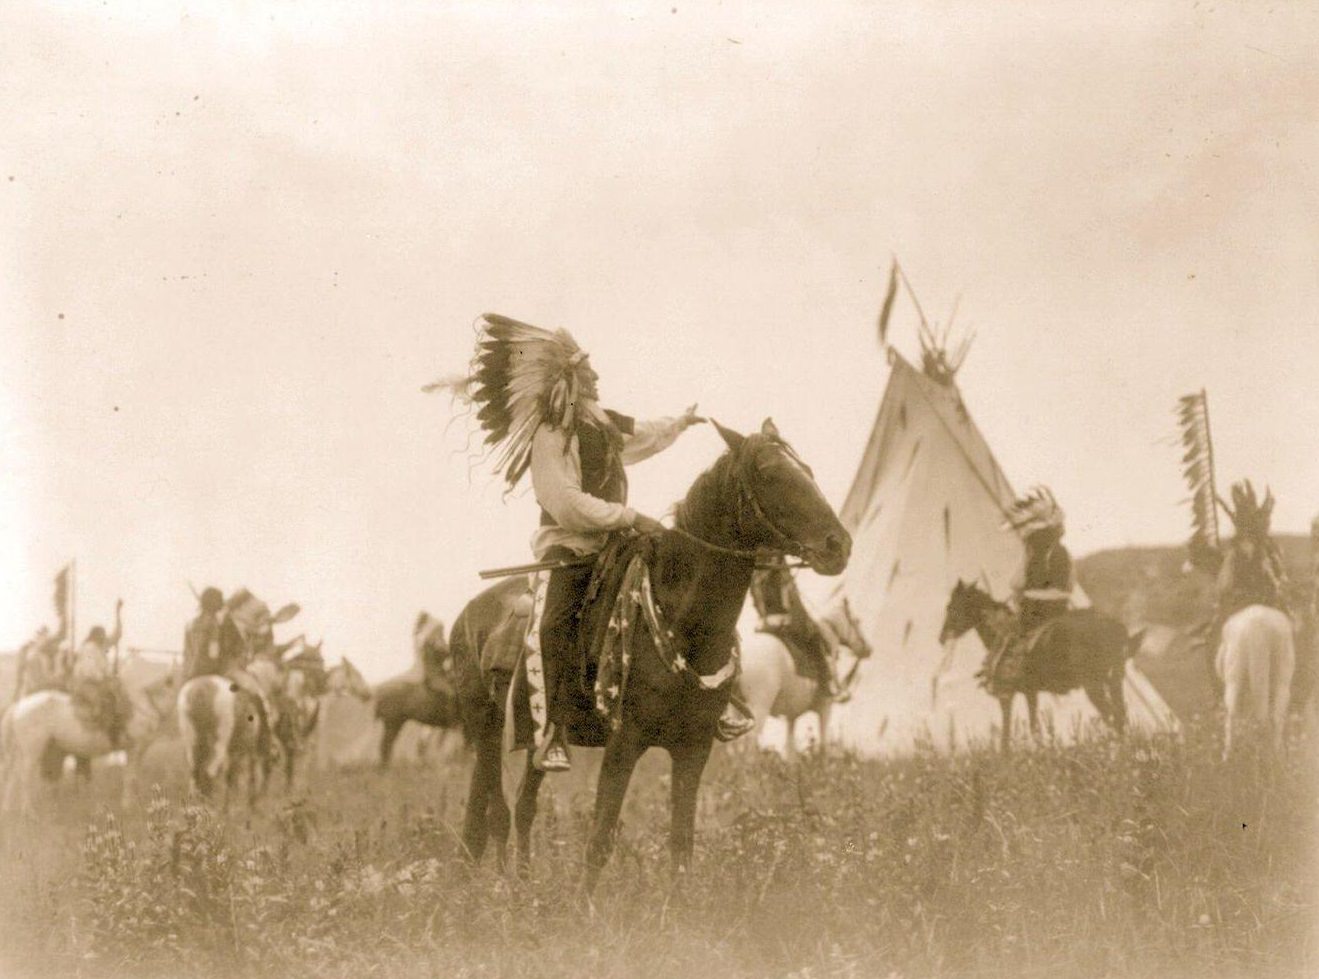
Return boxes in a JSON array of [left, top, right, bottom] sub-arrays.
[[451, 418, 850, 888], [737, 597, 872, 758], [0, 674, 177, 815], [939, 579, 1134, 751]]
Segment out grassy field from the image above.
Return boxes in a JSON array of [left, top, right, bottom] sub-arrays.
[[0, 723, 1315, 979]]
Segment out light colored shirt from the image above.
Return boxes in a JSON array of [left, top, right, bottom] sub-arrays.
[[530, 412, 686, 559]]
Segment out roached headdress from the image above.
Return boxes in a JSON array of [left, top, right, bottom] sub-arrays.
[[424, 313, 597, 488], [1002, 486, 1065, 537]]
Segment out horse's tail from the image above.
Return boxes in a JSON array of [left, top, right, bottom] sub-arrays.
[[183, 681, 219, 797]]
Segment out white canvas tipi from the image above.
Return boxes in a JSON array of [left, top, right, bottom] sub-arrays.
[[825, 348, 1175, 752]]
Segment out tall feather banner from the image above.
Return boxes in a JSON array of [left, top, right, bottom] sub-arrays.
[[1175, 390, 1222, 572]]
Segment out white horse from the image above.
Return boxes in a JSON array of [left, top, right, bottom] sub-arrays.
[[0, 674, 176, 815], [1217, 604, 1295, 759], [738, 598, 872, 758]]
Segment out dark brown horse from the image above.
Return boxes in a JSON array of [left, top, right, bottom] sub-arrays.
[[939, 579, 1135, 751], [373, 679, 463, 768], [450, 419, 850, 889], [374, 614, 465, 768]]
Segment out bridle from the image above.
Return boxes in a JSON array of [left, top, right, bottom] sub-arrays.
[[669, 436, 816, 570]]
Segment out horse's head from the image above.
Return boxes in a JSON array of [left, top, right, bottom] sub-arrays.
[[821, 596, 872, 660], [711, 418, 851, 576], [939, 578, 997, 643], [328, 656, 373, 702]]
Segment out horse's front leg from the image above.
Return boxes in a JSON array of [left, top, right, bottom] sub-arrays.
[[669, 737, 713, 878], [1024, 691, 1039, 740], [584, 725, 646, 894], [784, 716, 798, 762], [514, 751, 544, 877], [815, 700, 832, 756], [461, 728, 503, 865], [999, 695, 1013, 753], [118, 745, 141, 809]]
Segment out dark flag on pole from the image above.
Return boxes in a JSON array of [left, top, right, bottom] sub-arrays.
[[53, 564, 71, 629], [876, 259, 899, 347]]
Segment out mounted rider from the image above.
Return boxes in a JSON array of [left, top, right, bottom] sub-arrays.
[[980, 487, 1075, 688], [1215, 481, 1287, 621], [68, 600, 132, 748], [12, 621, 69, 701], [435, 313, 735, 772], [182, 586, 285, 751], [413, 612, 450, 694], [750, 562, 838, 696]]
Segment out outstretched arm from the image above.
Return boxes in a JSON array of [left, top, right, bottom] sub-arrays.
[[620, 404, 705, 465]]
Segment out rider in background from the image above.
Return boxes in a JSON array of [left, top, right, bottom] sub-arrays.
[[750, 563, 837, 696], [69, 600, 130, 748], [981, 487, 1074, 687]]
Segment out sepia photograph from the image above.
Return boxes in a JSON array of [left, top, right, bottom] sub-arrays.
[[1, 2, 1316, 977]]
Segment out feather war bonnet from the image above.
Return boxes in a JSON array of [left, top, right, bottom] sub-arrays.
[[424, 313, 596, 487]]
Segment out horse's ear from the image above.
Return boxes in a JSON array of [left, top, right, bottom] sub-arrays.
[[711, 419, 745, 451], [271, 602, 300, 625], [760, 417, 781, 439]]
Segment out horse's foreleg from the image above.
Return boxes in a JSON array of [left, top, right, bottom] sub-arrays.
[[1025, 691, 1039, 740], [784, 716, 798, 762], [585, 726, 646, 893], [1108, 669, 1128, 736], [514, 751, 545, 876], [461, 729, 501, 865], [669, 738, 713, 879], [815, 701, 832, 756], [999, 695, 1013, 752], [378, 718, 403, 770]]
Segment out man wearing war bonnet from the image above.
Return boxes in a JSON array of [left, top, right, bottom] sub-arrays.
[[1216, 481, 1287, 620], [979, 486, 1075, 688], [433, 314, 706, 771]]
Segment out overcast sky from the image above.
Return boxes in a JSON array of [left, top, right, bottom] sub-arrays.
[[3, 1, 1316, 678]]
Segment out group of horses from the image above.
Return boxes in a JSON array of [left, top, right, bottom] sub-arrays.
[[1, 416, 1304, 892], [0, 610, 375, 814]]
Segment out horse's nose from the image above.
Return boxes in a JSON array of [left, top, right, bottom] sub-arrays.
[[825, 531, 852, 562]]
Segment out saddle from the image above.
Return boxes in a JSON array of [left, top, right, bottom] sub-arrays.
[[504, 533, 655, 751]]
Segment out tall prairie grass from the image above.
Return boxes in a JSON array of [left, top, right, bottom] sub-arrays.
[[0, 722, 1314, 978]]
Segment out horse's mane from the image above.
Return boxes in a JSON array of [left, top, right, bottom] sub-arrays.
[[672, 446, 739, 535]]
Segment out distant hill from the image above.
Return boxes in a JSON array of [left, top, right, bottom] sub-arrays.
[[1076, 534, 1312, 628], [1077, 535, 1314, 722]]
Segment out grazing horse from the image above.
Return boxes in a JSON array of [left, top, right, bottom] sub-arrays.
[[1217, 604, 1294, 759], [939, 579, 1133, 751], [737, 597, 872, 758], [452, 418, 850, 888], [0, 674, 177, 814]]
